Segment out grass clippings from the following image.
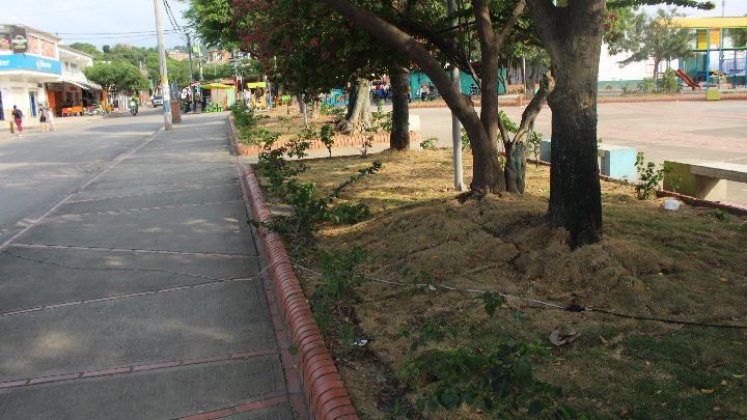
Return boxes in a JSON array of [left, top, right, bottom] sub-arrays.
[[258, 146, 747, 419]]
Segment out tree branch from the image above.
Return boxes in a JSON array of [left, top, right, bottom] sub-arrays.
[[494, 0, 527, 56]]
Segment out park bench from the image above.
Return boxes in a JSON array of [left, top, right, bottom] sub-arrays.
[[663, 160, 747, 201], [540, 139, 637, 181]]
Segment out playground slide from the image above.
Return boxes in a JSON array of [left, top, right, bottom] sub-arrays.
[[675, 69, 699, 90]]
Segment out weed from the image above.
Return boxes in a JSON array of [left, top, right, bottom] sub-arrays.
[[276, 115, 292, 133], [635, 153, 671, 200], [320, 103, 346, 121], [527, 132, 543, 166], [709, 209, 730, 222], [401, 342, 572, 418], [420, 137, 439, 151], [460, 128, 470, 151], [310, 248, 367, 332], [372, 100, 393, 132], [319, 124, 335, 157], [361, 135, 374, 158]]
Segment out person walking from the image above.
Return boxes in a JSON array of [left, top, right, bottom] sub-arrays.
[[47, 105, 56, 131], [11, 105, 24, 137], [39, 105, 49, 131]]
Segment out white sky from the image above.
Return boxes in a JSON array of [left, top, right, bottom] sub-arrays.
[[4, 1, 747, 51], [4, 0, 192, 49]]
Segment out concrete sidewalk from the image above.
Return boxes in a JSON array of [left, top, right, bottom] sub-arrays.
[[0, 113, 304, 419]]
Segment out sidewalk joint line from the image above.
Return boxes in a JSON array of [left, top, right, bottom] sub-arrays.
[[8, 244, 258, 258], [177, 394, 290, 420], [46, 200, 243, 218], [0, 349, 277, 390], [66, 183, 240, 204], [0, 259, 268, 317]]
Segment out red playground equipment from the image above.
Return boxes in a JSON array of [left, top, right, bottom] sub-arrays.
[[675, 69, 700, 90]]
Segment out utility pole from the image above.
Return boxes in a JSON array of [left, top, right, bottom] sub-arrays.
[[447, 0, 464, 191], [153, 0, 173, 130], [187, 33, 195, 112]]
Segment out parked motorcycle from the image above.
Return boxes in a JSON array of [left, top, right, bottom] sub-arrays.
[[128, 99, 139, 116]]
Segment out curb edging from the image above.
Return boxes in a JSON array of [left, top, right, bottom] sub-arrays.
[[241, 165, 359, 420]]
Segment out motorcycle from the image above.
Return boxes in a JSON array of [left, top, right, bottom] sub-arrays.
[[128, 99, 139, 116]]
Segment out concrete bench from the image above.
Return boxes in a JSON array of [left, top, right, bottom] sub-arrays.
[[539, 139, 637, 181], [664, 160, 747, 201]]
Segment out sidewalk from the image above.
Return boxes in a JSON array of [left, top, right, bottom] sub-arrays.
[[0, 113, 111, 141], [0, 113, 305, 418]]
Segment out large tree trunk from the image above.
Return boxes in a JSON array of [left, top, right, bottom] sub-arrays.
[[337, 78, 371, 134], [527, 0, 604, 247], [389, 66, 410, 151], [321, 0, 525, 194]]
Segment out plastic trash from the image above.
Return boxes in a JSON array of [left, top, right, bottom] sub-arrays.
[[663, 198, 682, 211]]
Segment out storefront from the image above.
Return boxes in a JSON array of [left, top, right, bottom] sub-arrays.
[[0, 24, 61, 123]]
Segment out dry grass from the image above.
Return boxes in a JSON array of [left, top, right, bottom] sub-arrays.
[[262, 147, 747, 418]]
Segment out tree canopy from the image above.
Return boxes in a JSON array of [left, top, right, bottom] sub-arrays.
[[83, 61, 149, 93], [608, 8, 693, 79]]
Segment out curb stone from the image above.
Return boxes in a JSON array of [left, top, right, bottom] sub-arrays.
[[240, 164, 359, 420]]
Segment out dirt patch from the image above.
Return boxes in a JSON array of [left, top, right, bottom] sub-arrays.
[[259, 146, 747, 418]]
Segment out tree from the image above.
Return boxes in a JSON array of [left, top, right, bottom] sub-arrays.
[[68, 43, 103, 59], [320, 0, 712, 247], [320, 0, 529, 194], [84, 61, 149, 93], [610, 8, 693, 80]]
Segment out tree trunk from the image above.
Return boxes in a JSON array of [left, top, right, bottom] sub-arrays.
[[297, 94, 308, 128], [389, 67, 410, 151], [653, 59, 660, 84], [321, 0, 525, 194], [505, 71, 553, 193], [337, 78, 371, 134], [527, 0, 604, 247]]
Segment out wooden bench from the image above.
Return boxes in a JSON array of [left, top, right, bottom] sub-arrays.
[[664, 160, 747, 201]]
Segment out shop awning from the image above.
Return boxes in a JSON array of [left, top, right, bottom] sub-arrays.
[[59, 78, 102, 91]]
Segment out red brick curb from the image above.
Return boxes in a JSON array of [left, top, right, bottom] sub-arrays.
[[240, 164, 359, 420]]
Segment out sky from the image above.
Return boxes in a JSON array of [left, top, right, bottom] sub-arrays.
[[4, 0, 747, 51], [4, 0, 193, 50]]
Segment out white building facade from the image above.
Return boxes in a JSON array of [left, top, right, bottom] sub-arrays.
[[1, 24, 100, 125]]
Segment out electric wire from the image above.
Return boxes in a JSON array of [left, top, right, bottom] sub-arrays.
[[291, 263, 747, 330]]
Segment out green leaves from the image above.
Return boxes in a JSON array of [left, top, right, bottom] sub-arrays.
[[84, 61, 148, 93], [402, 341, 563, 417]]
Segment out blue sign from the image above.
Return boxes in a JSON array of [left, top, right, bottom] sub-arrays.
[[0, 54, 61, 74]]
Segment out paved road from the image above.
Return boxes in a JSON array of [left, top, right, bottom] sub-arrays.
[[0, 110, 301, 419], [411, 100, 747, 205]]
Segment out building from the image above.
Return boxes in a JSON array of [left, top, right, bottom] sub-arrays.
[[168, 50, 190, 62], [598, 16, 747, 89], [0, 24, 100, 124]]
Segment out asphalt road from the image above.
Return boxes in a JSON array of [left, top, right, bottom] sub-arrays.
[[410, 100, 747, 205]]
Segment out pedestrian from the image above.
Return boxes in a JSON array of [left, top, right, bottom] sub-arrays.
[[11, 105, 23, 137], [39, 105, 49, 131], [47, 105, 56, 131]]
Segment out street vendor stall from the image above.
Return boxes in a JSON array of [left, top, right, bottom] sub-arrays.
[[201, 82, 235, 111]]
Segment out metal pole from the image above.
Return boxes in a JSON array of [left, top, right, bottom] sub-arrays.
[[448, 0, 464, 191], [153, 0, 173, 130], [187, 33, 195, 111]]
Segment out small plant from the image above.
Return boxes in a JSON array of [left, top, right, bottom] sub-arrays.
[[420, 137, 439, 150], [621, 83, 630, 95], [637, 78, 655, 94], [361, 135, 374, 158], [310, 248, 367, 332], [605, 83, 614, 91], [635, 152, 671, 200], [276, 115, 292, 133], [371, 100, 393, 132], [659, 69, 681, 94], [320, 124, 335, 157], [709, 209, 730, 222], [401, 342, 570, 417], [527, 132, 543, 167], [460, 129, 470, 151]]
